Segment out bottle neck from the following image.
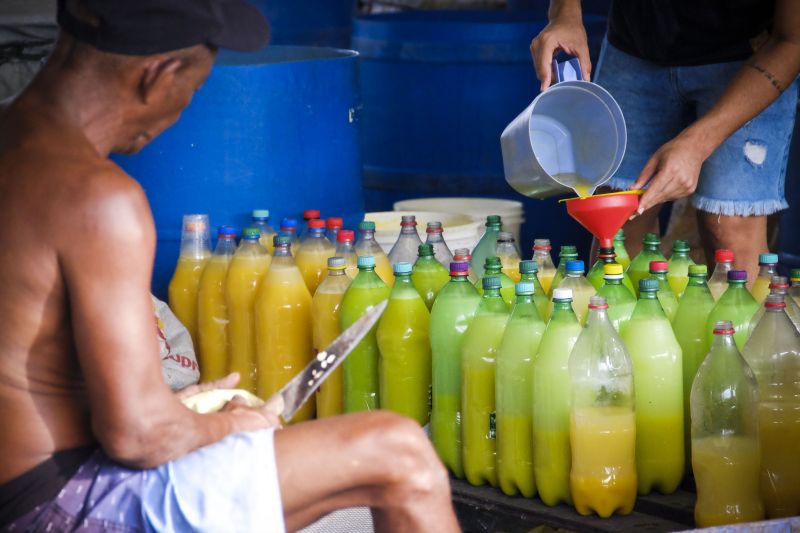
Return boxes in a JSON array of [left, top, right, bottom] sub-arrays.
[[520, 272, 537, 283], [586, 307, 610, 327], [328, 268, 347, 277], [450, 273, 470, 282], [240, 237, 263, 252], [604, 276, 623, 285], [727, 280, 747, 290], [483, 287, 502, 298], [551, 299, 577, 319], [515, 294, 535, 306], [485, 265, 502, 275], [336, 241, 355, 253], [559, 254, 578, 267], [639, 290, 658, 300], [426, 232, 444, 243], [650, 271, 668, 281], [643, 243, 659, 252], [214, 236, 237, 255], [400, 225, 418, 235], [394, 273, 414, 286], [307, 230, 326, 240], [759, 264, 776, 276], [686, 275, 707, 287], [359, 230, 376, 241], [710, 332, 738, 351], [273, 244, 292, 257]]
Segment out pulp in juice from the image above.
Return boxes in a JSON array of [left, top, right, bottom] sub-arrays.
[[169, 255, 210, 346], [758, 402, 800, 517], [197, 254, 232, 382]]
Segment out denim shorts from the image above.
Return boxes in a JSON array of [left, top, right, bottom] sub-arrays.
[[594, 38, 799, 216]]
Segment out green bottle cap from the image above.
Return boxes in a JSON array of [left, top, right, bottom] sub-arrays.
[[252, 209, 269, 219], [614, 229, 625, 241], [519, 260, 538, 273], [688, 264, 708, 276], [516, 282, 535, 295], [639, 278, 659, 292], [672, 240, 690, 253], [486, 215, 502, 226], [393, 262, 412, 275], [359, 221, 376, 231], [273, 235, 291, 246], [358, 255, 375, 269], [242, 227, 261, 238], [560, 245, 578, 256], [418, 243, 434, 257], [483, 276, 501, 290], [643, 233, 661, 246], [484, 256, 502, 269]]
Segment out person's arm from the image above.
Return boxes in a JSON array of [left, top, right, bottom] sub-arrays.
[[61, 170, 278, 469], [632, 0, 800, 214], [530, 0, 591, 91]]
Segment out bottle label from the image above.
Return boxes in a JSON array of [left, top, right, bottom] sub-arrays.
[[488, 412, 496, 440]]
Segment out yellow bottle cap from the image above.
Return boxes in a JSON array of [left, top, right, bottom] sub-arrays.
[[603, 264, 623, 275]]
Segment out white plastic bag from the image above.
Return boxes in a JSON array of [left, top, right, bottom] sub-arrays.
[[152, 295, 200, 390]]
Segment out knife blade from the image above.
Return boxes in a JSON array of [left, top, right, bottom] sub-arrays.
[[265, 299, 388, 422]]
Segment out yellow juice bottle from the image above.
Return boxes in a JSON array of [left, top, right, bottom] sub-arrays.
[[532, 239, 556, 295], [295, 219, 335, 295], [335, 230, 359, 279], [356, 221, 394, 287], [376, 262, 431, 425], [752, 253, 779, 305], [168, 214, 211, 347], [225, 227, 270, 393], [251, 209, 276, 254], [313, 257, 351, 418], [255, 235, 314, 421], [196, 225, 237, 382], [496, 232, 522, 283], [462, 276, 510, 487]]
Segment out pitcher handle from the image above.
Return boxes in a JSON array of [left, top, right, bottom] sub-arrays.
[[551, 57, 583, 83]]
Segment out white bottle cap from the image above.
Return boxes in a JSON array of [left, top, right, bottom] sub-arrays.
[[552, 288, 573, 300]]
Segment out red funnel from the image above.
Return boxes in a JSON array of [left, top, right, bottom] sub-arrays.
[[562, 191, 643, 248]]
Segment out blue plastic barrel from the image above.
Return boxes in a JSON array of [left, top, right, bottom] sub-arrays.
[[251, 0, 357, 48], [115, 46, 364, 299], [353, 11, 606, 257]]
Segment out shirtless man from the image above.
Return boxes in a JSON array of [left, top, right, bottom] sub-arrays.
[[0, 1, 459, 531]]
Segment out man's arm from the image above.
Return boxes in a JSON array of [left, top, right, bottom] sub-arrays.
[[61, 169, 276, 469], [632, 0, 800, 213], [530, 0, 591, 91]]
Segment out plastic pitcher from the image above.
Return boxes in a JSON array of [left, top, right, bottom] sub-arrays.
[[501, 58, 626, 199]]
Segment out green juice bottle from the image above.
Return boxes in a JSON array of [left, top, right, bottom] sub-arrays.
[[621, 278, 685, 495], [339, 255, 390, 413], [596, 263, 636, 332], [707, 270, 760, 351], [462, 276, 510, 487], [587, 247, 636, 295], [628, 233, 667, 298], [519, 260, 549, 321], [533, 287, 583, 506], [649, 261, 679, 322], [475, 256, 515, 308], [673, 264, 716, 462], [496, 282, 545, 498], [430, 261, 481, 479], [614, 229, 631, 271], [549, 245, 579, 296], [667, 240, 694, 299], [377, 262, 431, 425], [411, 243, 450, 311], [471, 215, 503, 280]]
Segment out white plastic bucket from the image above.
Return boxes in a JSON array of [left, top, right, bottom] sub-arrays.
[[393, 198, 524, 245], [366, 211, 483, 254]]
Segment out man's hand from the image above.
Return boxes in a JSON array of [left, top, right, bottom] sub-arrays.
[[175, 372, 241, 401], [530, 1, 590, 91], [630, 134, 707, 216]]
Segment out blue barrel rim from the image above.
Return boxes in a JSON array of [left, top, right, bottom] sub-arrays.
[[216, 45, 358, 68]]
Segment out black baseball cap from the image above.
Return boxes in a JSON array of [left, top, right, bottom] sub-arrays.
[[57, 0, 270, 56]]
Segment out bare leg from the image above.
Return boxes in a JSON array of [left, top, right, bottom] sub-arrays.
[[590, 204, 662, 262], [696, 210, 767, 286], [275, 411, 459, 533]]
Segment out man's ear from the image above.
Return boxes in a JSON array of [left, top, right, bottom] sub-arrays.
[[138, 57, 183, 105]]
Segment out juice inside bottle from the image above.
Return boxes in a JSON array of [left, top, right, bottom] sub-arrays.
[[388, 215, 423, 266], [532, 239, 556, 295], [549, 260, 594, 325], [496, 231, 521, 283], [377, 262, 431, 425], [519, 260, 549, 321], [225, 227, 271, 393], [197, 225, 237, 383], [168, 214, 211, 347], [549, 245, 578, 297], [426, 221, 454, 268], [295, 219, 335, 295], [471, 215, 503, 280], [252, 209, 276, 254], [335, 230, 359, 279], [707, 270, 760, 351], [613, 229, 630, 271], [462, 276, 510, 487], [430, 261, 481, 479], [255, 235, 314, 421], [596, 263, 636, 332], [313, 257, 351, 418], [751, 253, 779, 305], [356, 220, 394, 287], [708, 249, 734, 301], [620, 278, 684, 495], [326, 217, 343, 245], [412, 243, 450, 311], [627, 233, 667, 298], [339, 255, 390, 413], [475, 256, 515, 309], [667, 240, 694, 299], [533, 288, 583, 506], [691, 320, 763, 527], [649, 261, 678, 322]]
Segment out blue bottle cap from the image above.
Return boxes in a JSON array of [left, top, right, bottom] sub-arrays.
[[218, 225, 237, 237], [516, 282, 535, 295], [482, 276, 501, 290], [566, 260, 584, 272], [393, 262, 412, 275], [280, 217, 298, 229], [358, 255, 375, 269], [759, 253, 779, 265]]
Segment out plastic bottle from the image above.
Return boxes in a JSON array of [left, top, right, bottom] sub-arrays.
[[250, 209, 276, 254], [462, 276, 510, 487], [387, 215, 423, 266], [750, 276, 800, 332], [550, 260, 594, 325], [496, 232, 522, 283], [667, 240, 694, 299], [627, 233, 667, 298], [620, 278, 684, 495], [197, 225, 237, 383], [708, 249, 735, 301], [411, 243, 450, 311], [673, 264, 716, 460], [569, 296, 637, 517], [255, 235, 314, 420], [532, 239, 557, 295], [742, 294, 800, 518], [376, 262, 431, 425], [356, 220, 394, 288], [691, 320, 763, 527], [168, 214, 211, 347], [596, 264, 636, 332], [295, 219, 335, 295], [430, 261, 481, 479], [613, 229, 630, 271], [471, 215, 503, 280], [313, 257, 351, 418], [751, 252, 779, 305], [496, 281, 545, 498], [649, 261, 678, 322], [475, 256, 515, 309], [335, 229, 358, 279], [426, 221, 454, 268], [707, 270, 760, 351], [790, 269, 800, 307], [225, 227, 270, 393], [326, 217, 343, 245], [519, 260, 549, 321], [300, 208, 321, 243], [339, 255, 390, 413], [586, 246, 635, 295], [533, 287, 582, 506], [549, 245, 579, 296], [279, 217, 300, 251], [453, 248, 477, 283]]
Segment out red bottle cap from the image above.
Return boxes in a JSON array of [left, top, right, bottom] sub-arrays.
[[337, 230, 355, 243], [715, 249, 734, 263], [308, 219, 326, 229], [326, 217, 343, 229], [303, 209, 321, 220], [649, 260, 669, 272]]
